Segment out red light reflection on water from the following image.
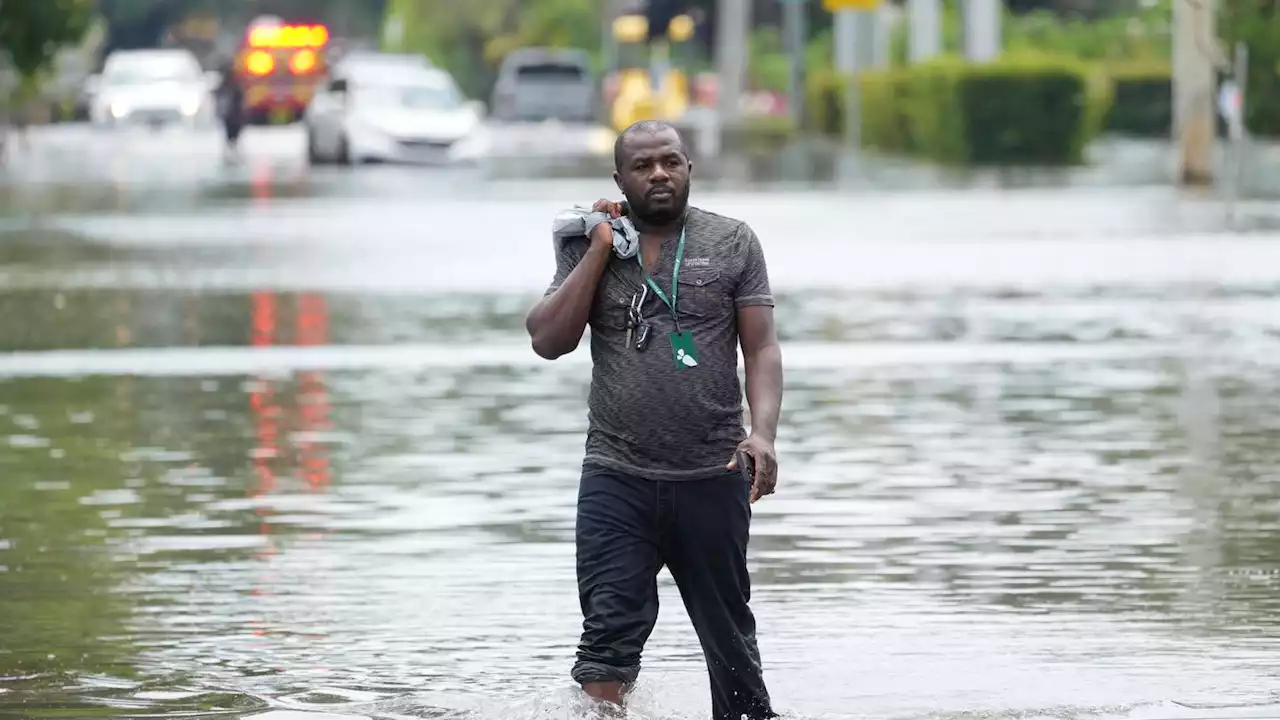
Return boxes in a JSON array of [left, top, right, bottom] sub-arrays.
[[247, 292, 333, 498], [245, 292, 336, 642], [250, 291, 280, 519], [296, 293, 333, 490], [251, 163, 274, 205]]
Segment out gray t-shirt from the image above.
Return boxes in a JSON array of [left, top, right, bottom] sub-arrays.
[[544, 206, 774, 481]]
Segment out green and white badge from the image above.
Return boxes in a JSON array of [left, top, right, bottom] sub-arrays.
[[668, 330, 699, 370]]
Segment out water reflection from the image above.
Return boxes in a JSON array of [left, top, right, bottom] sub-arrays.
[[4, 150, 1280, 717], [2, 309, 1280, 717], [0, 375, 139, 684]]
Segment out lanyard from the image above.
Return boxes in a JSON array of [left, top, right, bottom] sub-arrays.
[[636, 227, 686, 329]]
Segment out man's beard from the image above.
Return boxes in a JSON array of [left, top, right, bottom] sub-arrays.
[[625, 183, 691, 226]]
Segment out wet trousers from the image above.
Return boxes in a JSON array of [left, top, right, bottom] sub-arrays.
[[572, 463, 775, 720]]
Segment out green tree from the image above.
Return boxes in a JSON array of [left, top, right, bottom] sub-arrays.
[[1220, 0, 1280, 136], [384, 0, 600, 99], [489, 0, 601, 61], [0, 0, 93, 79]]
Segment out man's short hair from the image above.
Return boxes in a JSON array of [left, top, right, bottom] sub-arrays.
[[613, 120, 688, 170]]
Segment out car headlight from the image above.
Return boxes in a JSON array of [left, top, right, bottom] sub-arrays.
[[109, 102, 129, 118], [181, 98, 202, 116]]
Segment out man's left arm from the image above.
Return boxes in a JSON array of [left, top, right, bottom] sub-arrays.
[[727, 224, 783, 503]]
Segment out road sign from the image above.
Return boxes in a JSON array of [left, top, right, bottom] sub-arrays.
[[823, 0, 880, 11], [1218, 81, 1241, 123]]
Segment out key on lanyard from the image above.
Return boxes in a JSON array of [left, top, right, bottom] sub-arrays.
[[635, 322, 651, 351]]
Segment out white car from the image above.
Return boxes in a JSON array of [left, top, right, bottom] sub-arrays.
[[303, 67, 487, 165], [330, 51, 433, 75], [87, 49, 218, 129]]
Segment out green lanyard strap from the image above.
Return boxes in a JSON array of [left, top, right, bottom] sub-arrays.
[[637, 227, 686, 329]]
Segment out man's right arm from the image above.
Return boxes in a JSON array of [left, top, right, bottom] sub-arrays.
[[525, 225, 615, 360]]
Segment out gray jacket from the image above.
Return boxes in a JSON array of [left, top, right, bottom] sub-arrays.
[[551, 205, 640, 260]]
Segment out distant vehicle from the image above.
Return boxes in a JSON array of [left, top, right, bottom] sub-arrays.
[[604, 13, 698, 131], [329, 50, 433, 75], [86, 49, 218, 128], [232, 15, 331, 125], [490, 47, 595, 123], [302, 66, 486, 165]]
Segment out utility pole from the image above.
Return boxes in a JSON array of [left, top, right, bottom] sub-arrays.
[[716, 0, 750, 133], [1173, 0, 1217, 186], [962, 0, 1001, 62], [907, 0, 941, 63], [782, 0, 807, 128], [1221, 42, 1248, 224], [872, 3, 892, 68], [832, 9, 867, 147]]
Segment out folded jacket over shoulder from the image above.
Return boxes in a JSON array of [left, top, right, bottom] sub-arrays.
[[552, 206, 640, 260]]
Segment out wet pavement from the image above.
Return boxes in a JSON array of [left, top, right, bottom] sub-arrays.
[[2, 125, 1280, 720]]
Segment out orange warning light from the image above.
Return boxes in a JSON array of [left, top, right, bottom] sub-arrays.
[[289, 49, 317, 74], [248, 24, 329, 49], [245, 50, 275, 75]]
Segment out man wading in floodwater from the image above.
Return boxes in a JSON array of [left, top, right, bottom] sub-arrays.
[[524, 120, 783, 719]]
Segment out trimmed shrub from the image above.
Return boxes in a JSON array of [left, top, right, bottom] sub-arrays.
[[808, 53, 1099, 166], [956, 55, 1093, 164], [1103, 64, 1172, 137], [1100, 61, 1280, 139], [722, 115, 800, 155]]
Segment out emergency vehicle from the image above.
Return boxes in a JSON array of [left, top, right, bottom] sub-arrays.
[[604, 12, 698, 132], [234, 15, 330, 125]]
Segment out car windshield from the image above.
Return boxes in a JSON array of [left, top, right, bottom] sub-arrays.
[[360, 82, 461, 110], [105, 58, 200, 84]]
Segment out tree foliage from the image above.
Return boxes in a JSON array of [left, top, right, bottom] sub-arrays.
[[385, 0, 601, 99], [99, 0, 388, 55], [1220, 0, 1280, 135], [0, 0, 93, 79]]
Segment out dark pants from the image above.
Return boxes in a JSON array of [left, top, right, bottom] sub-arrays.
[[223, 116, 243, 143], [572, 463, 775, 720]]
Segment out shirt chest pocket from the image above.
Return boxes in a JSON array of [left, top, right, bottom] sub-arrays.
[[591, 288, 632, 331], [676, 269, 724, 318]]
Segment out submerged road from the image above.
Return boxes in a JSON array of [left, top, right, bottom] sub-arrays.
[[1, 123, 1280, 720]]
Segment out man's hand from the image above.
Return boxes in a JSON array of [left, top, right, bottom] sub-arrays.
[[591, 198, 624, 218], [727, 434, 777, 504], [588, 199, 623, 250]]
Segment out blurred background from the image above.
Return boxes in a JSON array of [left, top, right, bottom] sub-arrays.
[[3, 2, 1280, 720]]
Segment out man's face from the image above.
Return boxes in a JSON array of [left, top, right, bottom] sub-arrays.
[[613, 129, 692, 225]]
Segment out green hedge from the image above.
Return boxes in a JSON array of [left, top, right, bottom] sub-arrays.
[[1221, 5, 1280, 137], [804, 70, 914, 152], [1102, 62, 1280, 139], [1104, 64, 1172, 137], [1238, 61, 1280, 137], [721, 115, 800, 155], [808, 54, 1099, 166]]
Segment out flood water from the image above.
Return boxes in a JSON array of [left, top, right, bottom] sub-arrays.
[[2, 126, 1280, 720]]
